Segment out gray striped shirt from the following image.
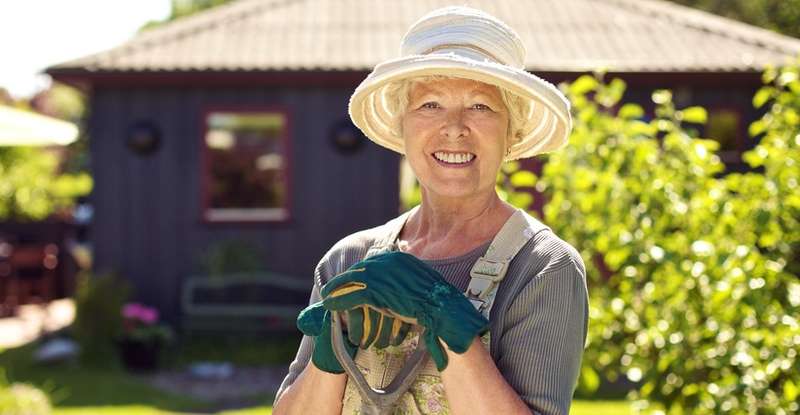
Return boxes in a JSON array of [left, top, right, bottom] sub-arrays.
[[275, 216, 589, 415]]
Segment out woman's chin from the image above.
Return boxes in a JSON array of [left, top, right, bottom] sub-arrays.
[[421, 181, 486, 201]]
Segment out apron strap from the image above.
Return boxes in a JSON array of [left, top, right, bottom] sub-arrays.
[[467, 209, 550, 318]]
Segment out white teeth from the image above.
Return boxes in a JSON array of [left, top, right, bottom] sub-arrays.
[[433, 152, 474, 164]]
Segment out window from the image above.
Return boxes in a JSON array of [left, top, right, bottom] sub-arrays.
[[202, 110, 290, 222], [705, 107, 743, 164]]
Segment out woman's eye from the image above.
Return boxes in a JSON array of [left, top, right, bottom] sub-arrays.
[[420, 102, 440, 109], [471, 103, 492, 111]]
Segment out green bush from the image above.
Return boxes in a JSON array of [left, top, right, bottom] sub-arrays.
[[72, 271, 131, 367], [198, 239, 265, 278], [0, 374, 51, 415], [0, 146, 91, 221], [502, 64, 799, 413]]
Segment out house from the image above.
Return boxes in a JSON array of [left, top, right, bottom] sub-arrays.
[[46, 0, 800, 320]]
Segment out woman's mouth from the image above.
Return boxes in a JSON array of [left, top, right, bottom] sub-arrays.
[[431, 151, 476, 168]]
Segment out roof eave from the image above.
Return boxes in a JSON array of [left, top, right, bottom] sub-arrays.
[[46, 66, 765, 91]]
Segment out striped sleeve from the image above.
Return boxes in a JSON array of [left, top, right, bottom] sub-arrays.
[[273, 273, 322, 404], [495, 257, 589, 415]]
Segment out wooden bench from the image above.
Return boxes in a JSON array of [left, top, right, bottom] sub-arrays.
[[180, 272, 309, 333]]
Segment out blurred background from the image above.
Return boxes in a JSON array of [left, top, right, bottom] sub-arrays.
[[0, 0, 798, 414]]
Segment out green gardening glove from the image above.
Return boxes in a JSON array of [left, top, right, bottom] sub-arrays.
[[345, 306, 413, 349], [296, 301, 358, 374], [321, 251, 489, 371]]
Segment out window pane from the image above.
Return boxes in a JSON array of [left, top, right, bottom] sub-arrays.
[[706, 109, 741, 152], [204, 111, 288, 221]]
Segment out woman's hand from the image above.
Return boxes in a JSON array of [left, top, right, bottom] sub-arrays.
[[321, 251, 489, 370], [343, 306, 413, 348], [296, 301, 357, 374]]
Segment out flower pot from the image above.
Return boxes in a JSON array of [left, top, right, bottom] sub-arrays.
[[117, 339, 161, 372]]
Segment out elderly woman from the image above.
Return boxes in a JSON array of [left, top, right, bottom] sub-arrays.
[[274, 6, 588, 415]]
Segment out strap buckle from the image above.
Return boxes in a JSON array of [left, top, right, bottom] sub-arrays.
[[466, 257, 509, 300]]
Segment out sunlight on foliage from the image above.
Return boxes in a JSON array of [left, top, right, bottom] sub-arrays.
[[496, 60, 800, 413]]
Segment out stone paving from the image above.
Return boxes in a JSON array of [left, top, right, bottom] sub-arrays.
[[146, 365, 288, 411]]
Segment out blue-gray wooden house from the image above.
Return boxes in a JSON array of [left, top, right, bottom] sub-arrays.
[[46, 0, 800, 321]]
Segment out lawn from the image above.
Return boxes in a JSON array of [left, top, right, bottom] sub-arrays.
[[0, 333, 299, 414], [1, 334, 638, 415]]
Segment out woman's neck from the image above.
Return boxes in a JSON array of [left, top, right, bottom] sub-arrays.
[[398, 190, 516, 259]]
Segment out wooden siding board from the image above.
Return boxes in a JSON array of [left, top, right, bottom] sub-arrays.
[[91, 85, 401, 319], [92, 90, 129, 280], [154, 88, 182, 319], [125, 88, 152, 306]]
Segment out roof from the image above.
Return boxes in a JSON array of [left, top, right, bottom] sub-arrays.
[[0, 105, 79, 146], [47, 0, 800, 75]]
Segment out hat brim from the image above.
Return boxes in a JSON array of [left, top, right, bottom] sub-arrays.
[[348, 53, 573, 161]]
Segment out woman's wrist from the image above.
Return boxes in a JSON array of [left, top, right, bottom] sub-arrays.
[[274, 363, 347, 415]]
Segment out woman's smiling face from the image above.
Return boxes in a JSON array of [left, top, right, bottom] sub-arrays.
[[401, 77, 509, 201]]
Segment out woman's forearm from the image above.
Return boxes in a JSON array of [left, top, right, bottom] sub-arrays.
[[440, 337, 532, 415], [272, 363, 348, 415]]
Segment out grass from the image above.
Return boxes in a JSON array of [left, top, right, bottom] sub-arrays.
[[571, 400, 634, 414], [0, 342, 204, 413], [0, 331, 301, 414], [2, 332, 640, 414]]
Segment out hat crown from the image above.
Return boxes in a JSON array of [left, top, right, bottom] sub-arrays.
[[400, 6, 527, 69]]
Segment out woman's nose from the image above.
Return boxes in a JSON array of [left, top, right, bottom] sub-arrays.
[[440, 109, 469, 140]]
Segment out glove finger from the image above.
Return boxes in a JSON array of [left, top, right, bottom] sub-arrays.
[[320, 266, 369, 298], [391, 321, 413, 346], [311, 311, 341, 373], [423, 331, 449, 371], [322, 290, 376, 311], [435, 303, 489, 354], [346, 308, 365, 347], [296, 301, 326, 336], [373, 314, 396, 349], [361, 306, 381, 347]]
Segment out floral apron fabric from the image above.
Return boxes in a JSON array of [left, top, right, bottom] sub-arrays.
[[341, 330, 491, 414]]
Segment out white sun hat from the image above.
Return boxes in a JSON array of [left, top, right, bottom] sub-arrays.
[[348, 6, 573, 161]]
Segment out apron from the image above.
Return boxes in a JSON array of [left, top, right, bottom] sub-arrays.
[[340, 206, 550, 414]]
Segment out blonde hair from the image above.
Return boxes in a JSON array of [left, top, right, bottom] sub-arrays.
[[379, 75, 530, 150]]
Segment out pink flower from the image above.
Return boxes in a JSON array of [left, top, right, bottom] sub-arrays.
[[122, 303, 144, 319], [122, 302, 159, 324], [139, 307, 158, 324]]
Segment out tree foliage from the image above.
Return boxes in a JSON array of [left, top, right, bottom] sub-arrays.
[[497, 61, 799, 413], [0, 146, 91, 222], [667, 0, 800, 39], [140, 0, 235, 31]]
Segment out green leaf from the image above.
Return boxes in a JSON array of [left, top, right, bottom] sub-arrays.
[[570, 75, 599, 95], [580, 366, 600, 392], [508, 192, 533, 210], [785, 379, 799, 401], [789, 80, 800, 95], [680, 107, 707, 124], [618, 103, 644, 120], [652, 90, 672, 105], [785, 108, 799, 126], [762, 64, 777, 84], [748, 119, 767, 137], [601, 78, 627, 107], [753, 87, 773, 108], [510, 171, 537, 187], [777, 70, 798, 87], [604, 248, 630, 271]]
